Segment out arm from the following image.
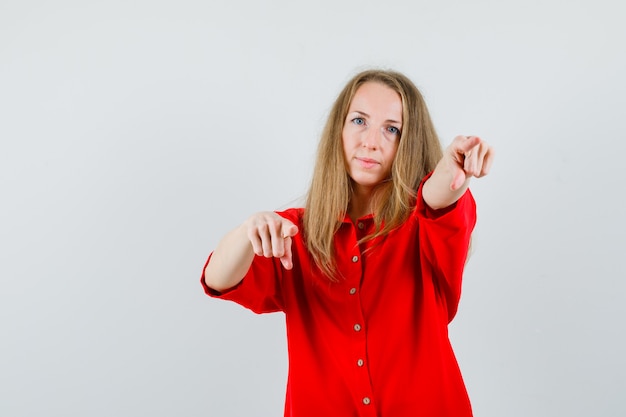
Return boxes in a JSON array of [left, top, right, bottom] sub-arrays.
[[422, 135, 495, 210], [416, 187, 476, 321], [204, 211, 299, 292]]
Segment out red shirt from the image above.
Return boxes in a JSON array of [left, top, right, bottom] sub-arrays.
[[201, 184, 476, 417]]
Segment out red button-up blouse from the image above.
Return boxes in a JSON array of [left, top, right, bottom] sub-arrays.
[[201, 184, 476, 417]]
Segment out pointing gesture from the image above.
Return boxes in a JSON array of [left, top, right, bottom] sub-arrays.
[[204, 212, 299, 293], [245, 212, 299, 270], [449, 135, 495, 191], [423, 135, 495, 210]]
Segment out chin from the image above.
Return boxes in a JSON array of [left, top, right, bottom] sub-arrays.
[[351, 176, 386, 189]]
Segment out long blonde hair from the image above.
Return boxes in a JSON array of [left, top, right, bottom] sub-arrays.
[[304, 69, 443, 280]]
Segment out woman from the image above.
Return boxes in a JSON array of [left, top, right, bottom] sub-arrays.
[[201, 69, 494, 416]]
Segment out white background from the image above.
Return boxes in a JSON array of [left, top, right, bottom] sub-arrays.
[[1, 0, 625, 416]]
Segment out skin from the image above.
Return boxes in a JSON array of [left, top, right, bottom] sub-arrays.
[[204, 82, 495, 292], [423, 134, 495, 210], [342, 82, 402, 221]]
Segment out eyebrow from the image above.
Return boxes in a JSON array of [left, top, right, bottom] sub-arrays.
[[350, 110, 402, 125]]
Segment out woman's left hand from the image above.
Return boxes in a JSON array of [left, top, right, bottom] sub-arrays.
[[422, 135, 495, 210], [448, 135, 495, 191]]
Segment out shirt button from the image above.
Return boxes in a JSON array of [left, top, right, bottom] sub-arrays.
[[351, 255, 359, 263], [357, 359, 364, 367], [353, 324, 361, 332], [357, 222, 365, 230], [363, 397, 371, 405], [349, 287, 357, 295]]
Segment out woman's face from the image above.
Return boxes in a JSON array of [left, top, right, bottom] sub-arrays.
[[342, 81, 402, 194]]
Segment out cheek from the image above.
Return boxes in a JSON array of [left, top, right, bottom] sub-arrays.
[[385, 145, 400, 167], [345, 129, 364, 148], [392, 143, 400, 158], [341, 131, 355, 152], [386, 141, 399, 157], [341, 135, 351, 163]]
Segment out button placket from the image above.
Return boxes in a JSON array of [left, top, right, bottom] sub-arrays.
[[344, 220, 374, 415]]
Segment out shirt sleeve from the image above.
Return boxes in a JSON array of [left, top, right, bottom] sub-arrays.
[[414, 176, 477, 322], [200, 252, 285, 314], [199, 209, 304, 314]]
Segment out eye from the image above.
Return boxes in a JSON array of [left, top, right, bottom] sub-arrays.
[[352, 117, 365, 126], [387, 126, 401, 135]]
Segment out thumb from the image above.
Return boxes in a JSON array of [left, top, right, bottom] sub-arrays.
[[450, 166, 467, 191]]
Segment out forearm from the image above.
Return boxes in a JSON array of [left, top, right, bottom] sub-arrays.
[[204, 224, 255, 293], [422, 158, 470, 210]]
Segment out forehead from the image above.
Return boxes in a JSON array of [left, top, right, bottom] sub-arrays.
[[349, 81, 403, 121]]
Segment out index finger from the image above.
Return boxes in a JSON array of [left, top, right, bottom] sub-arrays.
[[453, 135, 482, 154], [280, 236, 294, 270]]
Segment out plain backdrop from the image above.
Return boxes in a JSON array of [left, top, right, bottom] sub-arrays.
[[1, 0, 625, 416]]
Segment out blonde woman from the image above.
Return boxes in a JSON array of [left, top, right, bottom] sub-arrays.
[[201, 69, 494, 416]]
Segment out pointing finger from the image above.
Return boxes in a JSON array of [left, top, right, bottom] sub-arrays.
[[454, 135, 482, 155], [280, 236, 294, 269]]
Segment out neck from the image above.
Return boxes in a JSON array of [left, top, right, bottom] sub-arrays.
[[348, 185, 374, 222]]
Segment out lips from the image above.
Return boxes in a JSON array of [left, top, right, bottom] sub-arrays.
[[355, 157, 379, 169]]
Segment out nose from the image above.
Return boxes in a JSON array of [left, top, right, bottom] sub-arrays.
[[361, 126, 382, 150]]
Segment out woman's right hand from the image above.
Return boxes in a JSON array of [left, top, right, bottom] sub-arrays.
[[244, 212, 299, 270], [205, 212, 299, 292]]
